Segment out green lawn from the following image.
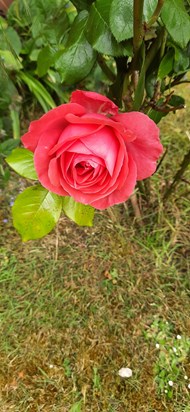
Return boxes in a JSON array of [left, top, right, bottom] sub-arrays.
[[0, 83, 190, 411]]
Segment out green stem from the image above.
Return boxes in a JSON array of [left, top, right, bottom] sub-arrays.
[[133, 0, 144, 70], [144, 29, 163, 72], [147, 0, 165, 28], [109, 58, 127, 107], [10, 108, 20, 139], [160, 28, 167, 59], [97, 56, 116, 83], [164, 148, 190, 200]]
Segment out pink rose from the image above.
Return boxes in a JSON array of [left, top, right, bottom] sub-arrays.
[[21, 90, 163, 210]]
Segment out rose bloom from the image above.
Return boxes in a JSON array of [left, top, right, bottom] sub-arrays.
[[21, 91, 163, 209]]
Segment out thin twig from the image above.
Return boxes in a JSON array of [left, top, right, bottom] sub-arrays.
[[130, 193, 144, 225], [156, 148, 168, 172], [147, 0, 165, 28], [164, 148, 190, 200], [133, 0, 144, 71]]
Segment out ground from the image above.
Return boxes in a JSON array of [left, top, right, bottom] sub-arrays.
[[0, 83, 190, 412]]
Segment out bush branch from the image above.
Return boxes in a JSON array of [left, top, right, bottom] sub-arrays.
[[133, 0, 144, 70]]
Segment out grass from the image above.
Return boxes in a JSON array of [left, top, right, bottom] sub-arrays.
[[0, 82, 190, 411]]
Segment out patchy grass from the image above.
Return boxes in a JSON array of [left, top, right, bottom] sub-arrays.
[[0, 83, 190, 411]]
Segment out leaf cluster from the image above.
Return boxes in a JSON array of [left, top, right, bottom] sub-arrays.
[[1, 0, 190, 238], [1, 0, 190, 124]]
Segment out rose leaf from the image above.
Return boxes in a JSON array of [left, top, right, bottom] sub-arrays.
[[62, 196, 94, 226], [6, 147, 38, 180], [12, 185, 62, 241]]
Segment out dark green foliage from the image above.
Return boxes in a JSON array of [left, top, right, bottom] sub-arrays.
[[1, 0, 189, 119], [55, 11, 97, 84], [1, 0, 190, 197]]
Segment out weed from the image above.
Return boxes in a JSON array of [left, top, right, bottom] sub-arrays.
[[145, 319, 190, 399]]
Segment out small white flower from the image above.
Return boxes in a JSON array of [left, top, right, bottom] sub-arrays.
[[188, 384, 190, 389], [49, 364, 54, 369], [118, 367, 132, 378], [155, 343, 160, 349], [184, 375, 188, 380], [168, 380, 173, 387], [177, 334, 181, 340], [173, 347, 177, 353], [164, 389, 168, 393]]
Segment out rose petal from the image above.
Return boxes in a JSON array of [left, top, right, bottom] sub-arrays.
[[48, 158, 61, 187], [53, 122, 118, 176], [70, 90, 118, 115], [90, 154, 137, 209], [80, 126, 119, 176], [21, 103, 85, 152], [65, 112, 133, 141], [34, 134, 68, 196], [113, 112, 163, 180], [49, 123, 104, 157]]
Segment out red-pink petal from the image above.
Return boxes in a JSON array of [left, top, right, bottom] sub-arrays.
[[48, 158, 61, 187], [21, 131, 39, 153], [65, 113, 127, 136], [80, 126, 119, 176], [21, 103, 85, 152], [34, 134, 68, 196], [113, 112, 163, 180], [90, 154, 137, 209], [70, 90, 118, 115]]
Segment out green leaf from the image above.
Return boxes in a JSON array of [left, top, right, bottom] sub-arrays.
[[86, 0, 133, 56], [168, 94, 185, 108], [37, 46, 57, 77], [143, 0, 158, 21], [69, 401, 82, 412], [145, 72, 157, 98], [10, 108, 20, 140], [12, 185, 62, 241], [55, 11, 96, 84], [148, 108, 166, 124], [157, 49, 174, 80], [29, 49, 41, 62], [0, 67, 19, 110], [0, 139, 20, 157], [110, 0, 133, 42], [6, 148, 38, 180], [0, 50, 22, 71], [0, 26, 22, 56], [0, 26, 22, 71], [19, 72, 56, 112], [0, 16, 8, 29], [40, 12, 70, 46], [8, 0, 70, 38], [147, 98, 167, 123], [0, 26, 22, 55], [161, 0, 190, 49], [71, 0, 94, 10], [62, 197, 94, 226], [174, 47, 190, 73]]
